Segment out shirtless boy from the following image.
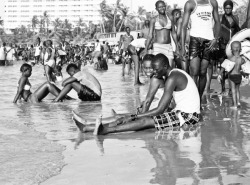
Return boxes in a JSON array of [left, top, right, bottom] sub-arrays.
[[218, 41, 245, 109]]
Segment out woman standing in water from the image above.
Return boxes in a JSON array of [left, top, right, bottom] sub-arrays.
[[141, 0, 179, 67], [13, 63, 71, 103]]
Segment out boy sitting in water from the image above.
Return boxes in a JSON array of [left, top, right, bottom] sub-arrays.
[[53, 63, 102, 102], [218, 41, 245, 109]]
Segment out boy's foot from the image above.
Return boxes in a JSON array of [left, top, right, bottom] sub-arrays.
[[93, 115, 103, 135]]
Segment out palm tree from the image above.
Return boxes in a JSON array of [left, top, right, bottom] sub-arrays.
[[76, 18, 84, 35], [43, 11, 50, 35], [63, 19, 72, 31], [112, 0, 121, 32], [31, 15, 39, 33], [117, 5, 134, 32], [52, 18, 62, 31]]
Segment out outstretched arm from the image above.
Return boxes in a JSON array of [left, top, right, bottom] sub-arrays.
[[141, 78, 162, 113], [62, 76, 77, 87]]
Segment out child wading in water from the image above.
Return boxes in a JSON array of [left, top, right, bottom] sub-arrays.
[[218, 41, 245, 109]]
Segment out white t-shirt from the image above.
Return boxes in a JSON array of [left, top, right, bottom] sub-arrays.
[[73, 71, 102, 96], [0, 47, 6, 60]]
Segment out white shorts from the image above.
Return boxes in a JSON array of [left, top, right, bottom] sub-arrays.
[[130, 38, 147, 49], [153, 43, 174, 60], [44, 60, 56, 68]]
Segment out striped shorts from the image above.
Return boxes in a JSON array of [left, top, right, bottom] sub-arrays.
[[152, 111, 200, 131]]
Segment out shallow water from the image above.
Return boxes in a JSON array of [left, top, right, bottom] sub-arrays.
[[1, 62, 250, 184]]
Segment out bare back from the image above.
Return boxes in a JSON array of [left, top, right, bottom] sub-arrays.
[[230, 56, 245, 75]]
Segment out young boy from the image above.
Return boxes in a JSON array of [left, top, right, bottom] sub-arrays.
[[218, 41, 245, 109], [53, 64, 102, 102]]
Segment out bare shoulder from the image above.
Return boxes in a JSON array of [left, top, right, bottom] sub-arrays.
[[184, 0, 196, 9]]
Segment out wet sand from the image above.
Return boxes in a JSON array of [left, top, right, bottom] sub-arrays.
[[1, 63, 250, 184], [0, 120, 65, 185]]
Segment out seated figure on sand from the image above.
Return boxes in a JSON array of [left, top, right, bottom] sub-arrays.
[[54, 63, 102, 102], [73, 54, 201, 135]]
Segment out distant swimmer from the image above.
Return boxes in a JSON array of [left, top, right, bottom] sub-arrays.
[[13, 63, 72, 103], [141, 1, 179, 68], [53, 63, 102, 102]]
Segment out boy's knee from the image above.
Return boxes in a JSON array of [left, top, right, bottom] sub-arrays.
[[127, 45, 137, 55]]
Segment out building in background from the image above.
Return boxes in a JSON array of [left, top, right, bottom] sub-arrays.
[[3, 0, 106, 31]]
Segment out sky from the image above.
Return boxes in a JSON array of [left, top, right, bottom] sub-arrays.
[[119, 0, 248, 12]]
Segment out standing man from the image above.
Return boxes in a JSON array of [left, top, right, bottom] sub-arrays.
[[128, 20, 150, 85], [119, 27, 134, 77], [34, 37, 42, 64], [141, 1, 179, 68], [181, 0, 221, 98]]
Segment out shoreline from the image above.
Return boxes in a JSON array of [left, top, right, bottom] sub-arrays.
[[0, 120, 65, 185]]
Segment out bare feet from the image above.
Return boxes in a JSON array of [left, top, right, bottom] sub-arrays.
[[134, 81, 144, 86], [93, 115, 103, 135]]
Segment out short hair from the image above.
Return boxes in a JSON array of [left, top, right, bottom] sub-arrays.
[[66, 63, 78, 73], [231, 41, 241, 48], [125, 26, 130, 30], [143, 54, 154, 63], [96, 40, 99, 42], [20, 63, 32, 72], [223, 0, 233, 8], [155, 0, 165, 7], [172, 9, 181, 16], [152, 54, 169, 67]]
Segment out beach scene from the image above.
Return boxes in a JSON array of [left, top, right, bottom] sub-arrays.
[[1, 0, 250, 184]]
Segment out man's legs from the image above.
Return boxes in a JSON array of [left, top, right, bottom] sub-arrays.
[[54, 82, 82, 102], [199, 58, 209, 98], [189, 57, 200, 85], [205, 60, 214, 94], [95, 117, 155, 135], [128, 45, 143, 85], [33, 82, 61, 101]]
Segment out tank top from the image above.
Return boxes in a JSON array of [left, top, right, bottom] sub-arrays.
[[0, 46, 6, 60], [189, 0, 214, 40], [44, 47, 55, 62], [35, 43, 41, 56], [170, 69, 200, 113]]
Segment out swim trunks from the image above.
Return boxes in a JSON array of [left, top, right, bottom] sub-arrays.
[[153, 43, 174, 60], [152, 111, 200, 130], [78, 85, 101, 101], [0, 60, 5, 66], [189, 36, 213, 61], [229, 74, 242, 85]]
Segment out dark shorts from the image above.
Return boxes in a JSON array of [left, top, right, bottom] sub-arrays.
[[78, 85, 101, 101], [35, 56, 40, 62], [0, 60, 5, 66], [189, 36, 213, 61], [229, 74, 242, 85], [152, 111, 200, 130]]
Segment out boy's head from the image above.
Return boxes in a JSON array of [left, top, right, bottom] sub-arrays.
[[142, 54, 154, 77], [231, 41, 241, 55], [66, 63, 79, 76]]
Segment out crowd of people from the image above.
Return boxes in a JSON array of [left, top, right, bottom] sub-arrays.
[[5, 0, 250, 135]]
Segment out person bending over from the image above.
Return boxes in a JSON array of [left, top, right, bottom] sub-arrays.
[[73, 54, 201, 135], [54, 64, 102, 102]]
